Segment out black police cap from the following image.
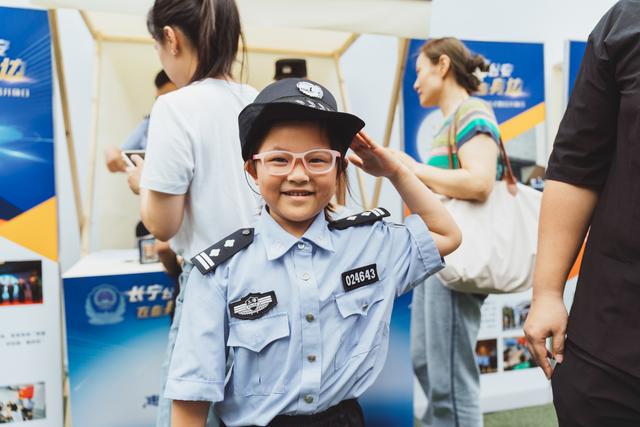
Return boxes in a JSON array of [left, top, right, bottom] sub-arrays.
[[238, 78, 365, 161]]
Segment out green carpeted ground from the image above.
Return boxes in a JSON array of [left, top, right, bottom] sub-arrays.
[[414, 404, 558, 427], [484, 404, 558, 427]]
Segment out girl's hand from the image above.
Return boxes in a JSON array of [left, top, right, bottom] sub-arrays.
[[348, 131, 404, 178]]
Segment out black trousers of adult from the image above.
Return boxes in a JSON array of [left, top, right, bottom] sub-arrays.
[[552, 340, 640, 427], [221, 399, 365, 427]]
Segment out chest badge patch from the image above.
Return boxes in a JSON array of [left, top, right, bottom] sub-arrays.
[[229, 291, 278, 320], [341, 264, 379, 292]]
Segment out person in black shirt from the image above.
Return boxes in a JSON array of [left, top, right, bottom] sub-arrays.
[[524, 2, 640, 426]]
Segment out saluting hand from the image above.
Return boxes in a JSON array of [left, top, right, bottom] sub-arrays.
[[348, 131, 404, 178]]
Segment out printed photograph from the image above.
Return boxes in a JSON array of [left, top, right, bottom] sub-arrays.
[[138, 236, 160, 264], [475, 339, 498, 374], [502, 300, 530, 331], [503, 336, 538, 371], [0, 382, 46, 423], [0, 261, 43, 307]]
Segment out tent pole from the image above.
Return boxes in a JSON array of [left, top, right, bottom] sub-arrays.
[[335, 34, 359, 58], [50, 15, 76, 427], [371, 38, 409, 207], [334, 53, 368, 209], [79, 10, 99, 40], [49, 9, 83, 236], [334, 55, 350, 113], [81, 39, 103, 255]]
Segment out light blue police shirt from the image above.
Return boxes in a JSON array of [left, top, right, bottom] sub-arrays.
[[165, 207, 444, 426]]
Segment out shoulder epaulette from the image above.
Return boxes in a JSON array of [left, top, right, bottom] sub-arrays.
[[191, 228, 254, 275], [328, 207, 390, 230]]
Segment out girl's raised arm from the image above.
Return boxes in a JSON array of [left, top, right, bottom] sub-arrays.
[[349, 131, 461, 256]]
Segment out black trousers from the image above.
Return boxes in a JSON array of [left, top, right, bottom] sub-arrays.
[[222, 399, 365, 427], [552, 340, 640, 427]]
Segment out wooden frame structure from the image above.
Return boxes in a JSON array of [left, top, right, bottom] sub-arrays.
[[47, 13, 416, 254]]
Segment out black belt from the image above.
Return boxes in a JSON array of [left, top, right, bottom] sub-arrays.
[[224, 399, 365, 427]]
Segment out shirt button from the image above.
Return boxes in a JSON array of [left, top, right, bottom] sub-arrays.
[[297, 242, 306, 250], [305, 313, 315, 322], [304, 395, 314, 404], [302, 273, 310, 281], [307, 354, 317, 362]]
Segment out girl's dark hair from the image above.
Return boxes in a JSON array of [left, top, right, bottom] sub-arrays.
[[421, 37, 489, 94], [147, 0, 245, 83]]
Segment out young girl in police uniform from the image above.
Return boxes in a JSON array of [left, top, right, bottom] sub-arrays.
[[165, 78, 461, 427]]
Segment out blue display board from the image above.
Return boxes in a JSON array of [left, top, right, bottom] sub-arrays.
[[403, 39, 545, 163], [64, 268, 174, 427], [360, 293, 414, 426], [370, 39, 548, 423], [567, 40, 587, 99]]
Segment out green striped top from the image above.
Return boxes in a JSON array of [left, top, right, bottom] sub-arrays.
[[426, 97, 501, 170]]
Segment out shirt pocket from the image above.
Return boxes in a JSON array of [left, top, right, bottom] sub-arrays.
[[333, 284, 386, 372], [227, 312, 290, 396]]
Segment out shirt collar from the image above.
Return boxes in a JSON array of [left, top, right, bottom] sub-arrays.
[[256, 206, 335, 261]]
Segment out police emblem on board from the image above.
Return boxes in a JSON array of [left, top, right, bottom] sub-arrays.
[[229, 291, 277, 320], [296, 81, 323, 99], [85, 284, 126, 325]]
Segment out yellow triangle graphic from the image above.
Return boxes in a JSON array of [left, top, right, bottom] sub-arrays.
[[499, 102, 546, 143], [0, 197, 58, 261]]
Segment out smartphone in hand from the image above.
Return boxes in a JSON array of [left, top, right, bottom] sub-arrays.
[[122, 150, 145, 168]]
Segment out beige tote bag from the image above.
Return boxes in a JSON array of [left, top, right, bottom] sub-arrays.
[[436, 111, 541, 294]]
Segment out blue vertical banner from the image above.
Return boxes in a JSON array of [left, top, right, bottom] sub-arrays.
[[566, 40, 587, 101], [403, 39, 545, 165], [0, 7, 57, 257], [0, 6, 63, 426]]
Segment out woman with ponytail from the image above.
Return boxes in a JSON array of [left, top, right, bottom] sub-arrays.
[[394, 37, 501, 426], [127, 1, 259, 425]]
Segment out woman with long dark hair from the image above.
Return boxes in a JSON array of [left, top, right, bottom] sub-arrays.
[[127, 1, 258, 425], [395, 37, 501, 426]]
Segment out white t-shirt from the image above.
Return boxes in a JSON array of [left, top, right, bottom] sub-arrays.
[[140, 78, 260, 259]]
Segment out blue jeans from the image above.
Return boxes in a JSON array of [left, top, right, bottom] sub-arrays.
[[411, 275, 484, 427], [157, 262, 220, 427]]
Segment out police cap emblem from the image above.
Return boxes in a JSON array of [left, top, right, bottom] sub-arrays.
[[296, 81, 323, 99]]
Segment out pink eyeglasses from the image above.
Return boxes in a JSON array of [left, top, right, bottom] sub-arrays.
[[252, 149, 341, 176]]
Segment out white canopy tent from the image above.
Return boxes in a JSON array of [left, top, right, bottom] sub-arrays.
[[34, 0, 431, 253]]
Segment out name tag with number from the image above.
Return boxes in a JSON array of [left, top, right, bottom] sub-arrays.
[[341, 264, 379, 292]]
